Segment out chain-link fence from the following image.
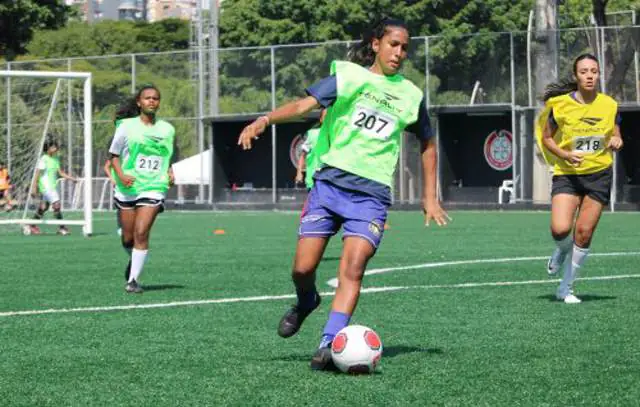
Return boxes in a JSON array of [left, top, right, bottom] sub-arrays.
[[2, 26, 639, 208]]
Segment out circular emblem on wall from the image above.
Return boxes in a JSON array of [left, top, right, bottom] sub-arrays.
[[484, 129, 512, 171], [290, 134, 305, 169]]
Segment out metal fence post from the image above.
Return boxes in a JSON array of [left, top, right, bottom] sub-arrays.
[[5, 62, 11, 173], [131, 54, 136, 94], [510, 32, 518, 202], [271, 46, 277, 204]]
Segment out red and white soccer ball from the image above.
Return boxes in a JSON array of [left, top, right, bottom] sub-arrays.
[[331, 325, 383, 374]]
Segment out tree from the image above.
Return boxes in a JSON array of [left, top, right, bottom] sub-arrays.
[[0, 0, 74, 61], [25, 18, 191, 58]]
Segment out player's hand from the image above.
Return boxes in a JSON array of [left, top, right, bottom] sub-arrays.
[[563, 151, 584, 167], [168, 171, 175, 187], [608, 136, 623, 151], [119, 174, 135, 188], [238, 116, 269, 150], [423, 199, 450, 227], [294, 172, 303, 184], [30, 190, 37, 199]]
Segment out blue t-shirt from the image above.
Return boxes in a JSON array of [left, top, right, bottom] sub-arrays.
[[306, 75, 434, 205]]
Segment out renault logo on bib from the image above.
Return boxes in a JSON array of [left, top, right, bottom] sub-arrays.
[[358, 91, 403, 114], [579, 117, 602, 126]]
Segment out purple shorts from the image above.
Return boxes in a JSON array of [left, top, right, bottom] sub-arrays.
[[299, 180, 388, 248]]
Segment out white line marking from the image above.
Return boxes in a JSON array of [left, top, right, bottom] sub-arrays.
[[1, 273, 638, 318], [325, 251, 640, 288]]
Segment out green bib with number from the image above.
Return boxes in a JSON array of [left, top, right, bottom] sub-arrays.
[[38, 155, 60, 193], [318, 60, 423, 187], [116, 117, 175, 195], [304, 128, 321, 189]]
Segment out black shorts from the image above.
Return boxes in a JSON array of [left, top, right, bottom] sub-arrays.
[[114, 197, 165, 213], [551, 167, 612, 205]]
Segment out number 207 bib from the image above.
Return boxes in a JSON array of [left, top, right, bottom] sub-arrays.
[[351, 105, 397, 140]]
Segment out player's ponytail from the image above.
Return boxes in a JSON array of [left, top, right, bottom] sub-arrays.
[[114, 84, 161, 123], [348, 17, 408, 67], [543, 53, 599, 101]]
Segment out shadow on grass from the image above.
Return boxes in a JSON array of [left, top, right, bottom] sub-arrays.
[[142, 284, 186, 291], [537, 294, 617, 302], [268, 344, 443, 364], [383, 345, 444, 358]]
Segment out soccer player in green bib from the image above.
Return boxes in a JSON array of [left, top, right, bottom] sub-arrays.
[[109, 85, 176, 293], [238, 18, 449, 370], [29, 140, 77, 235]]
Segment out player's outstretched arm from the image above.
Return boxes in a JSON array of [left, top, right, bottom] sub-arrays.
[[58, 169, 77, 182], [421, 138, 449, 227], [238, 96, 320, 150]]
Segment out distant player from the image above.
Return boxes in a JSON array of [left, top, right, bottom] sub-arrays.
[[28, 140, 77, 235], [109, 84, 176, 293], [295, 111, 326, 190], [536, 53, 623, 304], [0, 161, 14, 211], [238, 18, 448, 370]]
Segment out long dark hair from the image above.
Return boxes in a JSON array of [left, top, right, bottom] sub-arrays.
[[543, 53, 599, 101], [114, 84, 161, 123], [348, 17, 409, 67]]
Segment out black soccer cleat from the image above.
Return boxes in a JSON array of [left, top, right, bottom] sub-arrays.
[[310, 347, 337, 371], [277, 293, 321, 338]]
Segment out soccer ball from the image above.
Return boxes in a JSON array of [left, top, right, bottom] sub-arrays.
[[22, 225, 32, 236], [331, 325, 383, 374]]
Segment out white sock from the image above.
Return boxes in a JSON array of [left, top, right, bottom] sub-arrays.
[[129, 249, 148, 283], [559, 244, 589, 295]]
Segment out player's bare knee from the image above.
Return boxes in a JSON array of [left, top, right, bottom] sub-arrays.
[[573, 225, 594, 248], [133, 229, 150, 245], [551, 228, 571, 241], [341, 260, 366, 282]]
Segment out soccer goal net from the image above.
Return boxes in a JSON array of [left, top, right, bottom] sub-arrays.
[[0, 70, 93, 236]]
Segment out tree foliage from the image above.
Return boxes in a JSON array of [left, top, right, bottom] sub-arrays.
[[0, 0, 74, 61]]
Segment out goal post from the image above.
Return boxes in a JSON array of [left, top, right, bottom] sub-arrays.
[[0, 70, 93, 236]]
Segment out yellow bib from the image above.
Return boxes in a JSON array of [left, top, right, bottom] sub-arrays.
[[535, 93, 617, 175]]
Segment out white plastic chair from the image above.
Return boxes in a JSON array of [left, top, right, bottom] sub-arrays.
[[498, 175, 520, 204]]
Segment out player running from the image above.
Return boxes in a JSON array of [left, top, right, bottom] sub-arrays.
[[109, 84, 176, 293], [536, 53, 623, 304], [238, 17, 448, 370], [28, 140, 77, 235]]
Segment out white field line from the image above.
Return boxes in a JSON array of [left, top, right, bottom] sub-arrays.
[[1, 272, 639, 318], [325, 251, 640, 288]]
